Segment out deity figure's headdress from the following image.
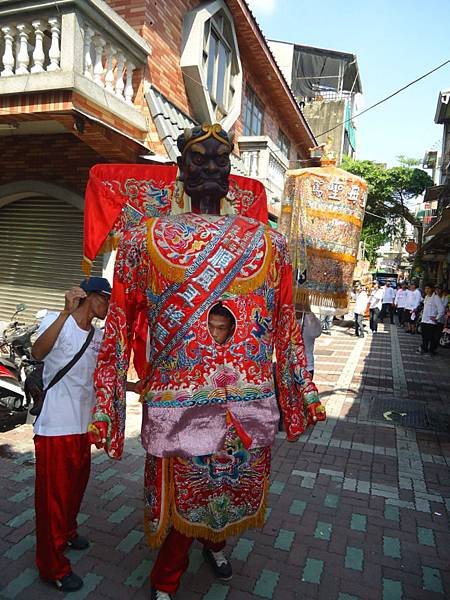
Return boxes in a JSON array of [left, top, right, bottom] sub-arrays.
[[177, 123, 234, 155]]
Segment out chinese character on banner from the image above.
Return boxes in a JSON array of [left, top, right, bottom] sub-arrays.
[[177, 284, 201, 307], [209, 247, 235, 272], [348, 185, 360, 203], [154, 323, 170, 344], [311, 179, 324, 199], [328, 178, 344, 200], [162, 304, 185, 327], [193, 265, 218, 291]]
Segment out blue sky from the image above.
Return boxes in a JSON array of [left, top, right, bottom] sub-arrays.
[[246, 0, 450, 167]]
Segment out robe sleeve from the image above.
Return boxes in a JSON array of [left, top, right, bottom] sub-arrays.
[[274, 239, 326, 441], [91, 226, 148, 459]]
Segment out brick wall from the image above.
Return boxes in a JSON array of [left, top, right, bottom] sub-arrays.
[[0, 134, 105, 195], [105, 1, 300, 158]]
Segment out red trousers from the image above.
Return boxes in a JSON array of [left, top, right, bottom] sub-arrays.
[[151, 528, 225, 593], [34, 434, 91, 580]]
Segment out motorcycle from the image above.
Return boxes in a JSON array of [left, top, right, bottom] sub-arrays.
[[0, 304, 40, 430]]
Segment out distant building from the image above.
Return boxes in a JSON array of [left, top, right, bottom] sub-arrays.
[[269, 41, 362, 164], [419, 89, 450, 287], [0, 0, 316, 321], [376, 222, 415, 275]]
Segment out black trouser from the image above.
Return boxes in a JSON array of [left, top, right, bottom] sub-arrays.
[[397, 307, 405, 325], [380, 302, 394, 323], [369, 307, 380, 332], [421, 323, 440, 353], [354, 313, 364, 337]]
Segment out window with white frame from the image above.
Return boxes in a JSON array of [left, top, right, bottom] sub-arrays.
[[181, 1, 242, 131], [278, 128, 290, 158], [243, 86, 264, 136], [203, 12, 236, 119]]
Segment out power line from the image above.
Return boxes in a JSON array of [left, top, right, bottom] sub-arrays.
[[316, 58, 450, 138], [365, 210, 389, 221]]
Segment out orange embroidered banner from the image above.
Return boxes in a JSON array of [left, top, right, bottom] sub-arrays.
[[280, 162, 367, 309]]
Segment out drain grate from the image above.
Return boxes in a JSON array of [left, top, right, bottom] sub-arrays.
[[368, 397, 428, 428]]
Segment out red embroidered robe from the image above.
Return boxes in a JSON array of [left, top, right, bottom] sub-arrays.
[[93, 212, 322, 544]]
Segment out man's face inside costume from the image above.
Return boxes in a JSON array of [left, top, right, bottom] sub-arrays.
[[208, 305, 235, 345], [178, 135, 232, 206]]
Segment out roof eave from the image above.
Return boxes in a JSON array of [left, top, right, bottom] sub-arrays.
[[225, 0, 316, 157]]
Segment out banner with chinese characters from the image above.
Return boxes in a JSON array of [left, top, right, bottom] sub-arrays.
[[280, 162, 367, 309]]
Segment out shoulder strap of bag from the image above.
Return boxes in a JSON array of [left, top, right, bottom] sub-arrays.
[[44, 326, 95, 393]]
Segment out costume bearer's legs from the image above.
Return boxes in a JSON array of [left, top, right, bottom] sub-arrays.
[[67, 435, 91, 540], [151, 529, 226, 593], [34, 434, 90, 580]]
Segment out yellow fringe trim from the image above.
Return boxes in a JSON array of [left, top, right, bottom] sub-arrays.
[[100, 234, 120, 254], [144, 459, 171, 549], [81, 256, 92, 277], [307, 247, 356, 264], [295, 287, 349, 309], [229, 231, 272, 295], [171, 472, 269, 544], [144, 459, 269, 548], [146, 219, 187, 284], [307, 208, 362, 227], [146, 221, 272, 295]]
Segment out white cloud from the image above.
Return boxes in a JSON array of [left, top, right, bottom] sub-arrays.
[[246, 0, 276, 16]]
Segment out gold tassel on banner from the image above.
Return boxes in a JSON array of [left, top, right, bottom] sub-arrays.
[[99, 233, 120, 254], [81, 256, 93, 277]]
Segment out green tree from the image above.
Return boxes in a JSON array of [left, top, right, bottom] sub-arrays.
[[396, 155, 422, 168], [360, 223, 387, 266], [341, 156, 433, 253]]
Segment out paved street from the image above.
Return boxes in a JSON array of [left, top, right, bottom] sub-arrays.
[[1, 319, 450, 600]]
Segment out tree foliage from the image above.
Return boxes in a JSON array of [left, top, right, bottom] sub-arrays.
[[341, 156, 433, 250]]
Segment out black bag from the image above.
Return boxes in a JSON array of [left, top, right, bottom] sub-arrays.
[[27, 326, 95, 417]]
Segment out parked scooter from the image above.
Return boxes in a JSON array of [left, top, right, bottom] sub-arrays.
[[0, 304, 40, 430], [439, 308, 450, 349]]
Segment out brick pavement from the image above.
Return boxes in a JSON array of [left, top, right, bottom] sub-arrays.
[[1, 319, 450, 599]]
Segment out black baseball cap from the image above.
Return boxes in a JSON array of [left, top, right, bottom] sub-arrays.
[[80, 277, 112, 296]]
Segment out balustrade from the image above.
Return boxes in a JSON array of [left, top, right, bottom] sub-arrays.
[[0, 10, 143, 105]]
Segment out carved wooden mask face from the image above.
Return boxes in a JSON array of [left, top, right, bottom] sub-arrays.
[[178, 136, 231, 205]]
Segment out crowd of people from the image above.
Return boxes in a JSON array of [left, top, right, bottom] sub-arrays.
[[353, 279, 450, 356]]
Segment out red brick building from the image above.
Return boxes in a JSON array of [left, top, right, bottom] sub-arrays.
[[0, 0, 315, 320]]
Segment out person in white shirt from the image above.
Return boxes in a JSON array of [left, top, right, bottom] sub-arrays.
[[354, 285, 369, 337], [32, 278, 111, 593], [434, 285, 448, 323], [394, 282, 408, 327], [404, 282, 423, 334], [418, 283, 445, 355], [379, 280, 396, 324], [368, 282, 384, 333]]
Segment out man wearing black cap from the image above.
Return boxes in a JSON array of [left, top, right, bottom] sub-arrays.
[[31, 277, 111, 592]]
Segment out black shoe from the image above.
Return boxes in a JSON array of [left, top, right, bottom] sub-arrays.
[[203, 548, 233, 581], [151, 588, 173, 600], [48, 571, 83, 592], [67, 535, 89, 550]]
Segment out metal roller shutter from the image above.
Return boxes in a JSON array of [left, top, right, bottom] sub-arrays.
[[0, 197, 102, 324]]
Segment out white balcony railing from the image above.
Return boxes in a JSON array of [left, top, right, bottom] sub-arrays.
[[0, 0, 150, 114], [238, 135, 290, 217]]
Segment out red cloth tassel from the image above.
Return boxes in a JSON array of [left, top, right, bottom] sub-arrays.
[[226, 409, 253, 449]]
